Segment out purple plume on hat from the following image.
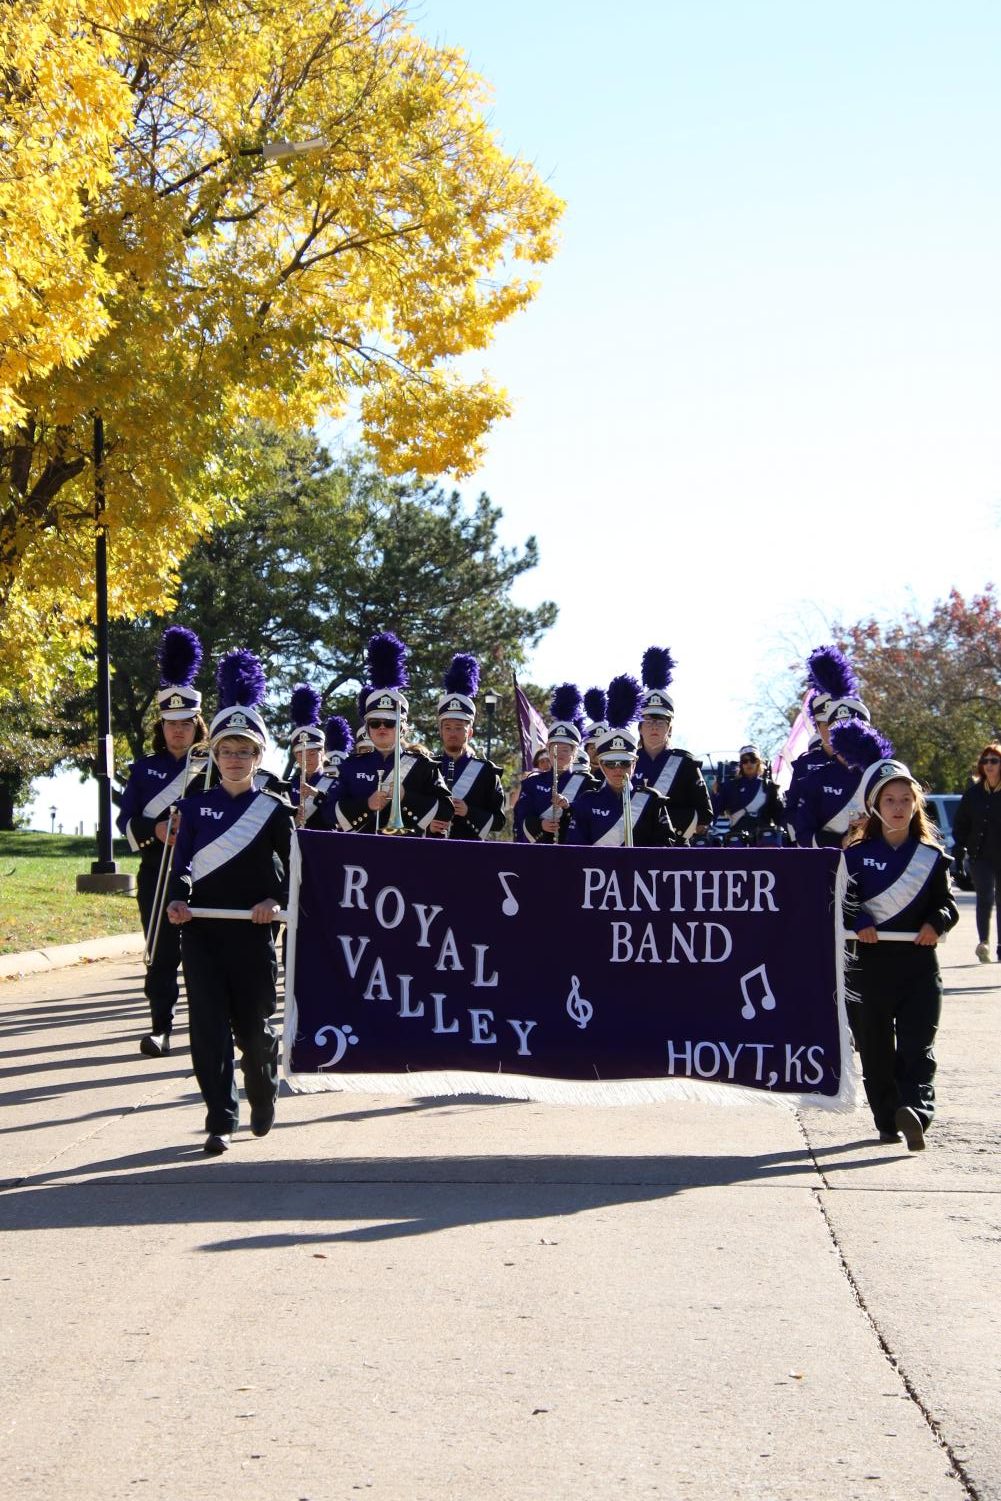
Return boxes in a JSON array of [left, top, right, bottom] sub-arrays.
[[324, 716, 354, 755], [290, 683, 322, 730], [641, 646, 675, 691], [807, 644, 858, 699], [606, 673, 643, 729], [216, 649, 266, 710], [829, 719, 893, 770], [367, 632, 409, 691], [550, 682, 582, 723], [158, 626, 202, 688], [443, 653, 480, 698], [583, 687, 607, 723]]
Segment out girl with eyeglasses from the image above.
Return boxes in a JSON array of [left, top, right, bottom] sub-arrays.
[[952, 743, 1001, 964]]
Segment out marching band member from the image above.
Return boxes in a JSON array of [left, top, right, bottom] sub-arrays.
[[166, 650, 294, 1155], [582, 687, 608, 774], [721, 744, 785, 838], [634, 646, 712, 839], [333, 633, 454, 836], [837, 721, 958, 1151], [567, 675, 675, 847], [305, 715, 354, 829], [514, 683, 596, 843], [786, 644, 859, 844], [117, 626, 209, 1059], [287, 683, 325, 825], [793, 696, 872, 848], [432, 654, 506, 840]]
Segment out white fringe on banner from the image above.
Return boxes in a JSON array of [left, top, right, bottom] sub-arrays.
[[281, 841, 861, 1112]]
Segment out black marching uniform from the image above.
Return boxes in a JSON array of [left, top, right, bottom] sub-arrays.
[[567, 782, 676, 847], [844, 835, 958, 1138], [334, 746, 454, 835], [634, 745, 712, 839], [435, 750, 506, 839], [169, 784, 293, 1137], [117, 750, 209, 1039]]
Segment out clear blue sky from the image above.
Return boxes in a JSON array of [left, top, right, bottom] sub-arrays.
[[406, 0, 1000, 751], [27, 1, 1001, 829]]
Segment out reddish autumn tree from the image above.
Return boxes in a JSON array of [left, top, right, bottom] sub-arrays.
[[836, 587, 1001, 790]]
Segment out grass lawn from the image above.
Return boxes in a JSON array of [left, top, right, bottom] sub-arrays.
[[0, 831, 142, 954]]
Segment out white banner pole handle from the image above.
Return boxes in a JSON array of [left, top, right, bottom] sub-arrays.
[[186, 906, 289, 923]]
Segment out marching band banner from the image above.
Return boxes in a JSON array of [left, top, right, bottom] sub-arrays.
[[282, 832, 856, 1108]]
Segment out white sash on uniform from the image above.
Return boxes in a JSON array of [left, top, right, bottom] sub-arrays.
[[450, 759, 483, 803], [730, 784, 767, 825], [142, 760, 202, 820], [191, 795, 277, 883], [651, 756, 681, 797], [594, 791, 650, 847], [863, 844, 938, 927]]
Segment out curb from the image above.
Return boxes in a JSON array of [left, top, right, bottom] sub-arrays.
[[0, 931, 144, 980]]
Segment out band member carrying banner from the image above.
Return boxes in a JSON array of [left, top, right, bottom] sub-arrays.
[[333, 632, 454, 836], [432, 653, 506, 839], [634, 645, 712, 840], [117, 625, 209, 1059], [166, 649, 293, 1155]]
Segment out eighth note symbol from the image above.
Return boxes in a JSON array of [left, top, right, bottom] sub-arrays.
[[497, 870, 520, 916], [565, 975, 593, 1030], [740, 963, 777, 1021]]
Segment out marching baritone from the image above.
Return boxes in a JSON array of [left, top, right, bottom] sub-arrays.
[[431, 654, 506, 839], [568, 675, 676, 847], [117, 626, 209, 1059], [166, 650, 294, 1156], [333, 632, 454, 836], [634, 645, 712, 839]]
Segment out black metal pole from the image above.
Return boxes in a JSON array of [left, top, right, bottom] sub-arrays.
[[484, 700, 496, 763], [91, 414, 117, 875]]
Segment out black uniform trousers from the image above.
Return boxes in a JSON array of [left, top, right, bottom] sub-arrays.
[[181, 919, 279, 1136], [849, 943, 942, 1133], [137, 855, 182, 1035]]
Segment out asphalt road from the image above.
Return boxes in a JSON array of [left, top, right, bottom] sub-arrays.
[[1, 894, 998, 1500]]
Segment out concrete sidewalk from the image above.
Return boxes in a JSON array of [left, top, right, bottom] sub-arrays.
[[1, 897, 997, 1500]]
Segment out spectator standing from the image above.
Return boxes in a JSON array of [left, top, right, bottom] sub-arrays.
[[952, 742, 1001, 963]]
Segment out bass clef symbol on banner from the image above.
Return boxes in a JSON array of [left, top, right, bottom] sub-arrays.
[[565, 975, 593, 1030], [314, 1023, 360, 1067]]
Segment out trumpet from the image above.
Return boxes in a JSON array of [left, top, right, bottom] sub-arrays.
[[382, 710, 406, 833]]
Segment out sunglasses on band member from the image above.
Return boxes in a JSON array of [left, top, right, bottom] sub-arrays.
[[604, 758, 633, 769], [982, 755, 1001, 764], [367, 718, 398, 730], [739, 756, 758, 764]]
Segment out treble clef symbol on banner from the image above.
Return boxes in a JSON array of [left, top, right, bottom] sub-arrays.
[[565, 975, 593, 1030]]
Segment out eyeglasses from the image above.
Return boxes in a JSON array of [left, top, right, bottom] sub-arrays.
[[216, 747, 256, 761], [740, 756, 758, 765], [603, 759, 634, 769], [367, 718, 397, 730], [982, 756, 1001, 765]]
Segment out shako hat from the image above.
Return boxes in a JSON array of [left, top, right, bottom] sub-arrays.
[[582, 687, 608, 746], [289, 684, 324, 753], [548, 683, 584, 747], [363, 633, 409, 723], [640, 646, 675, 718], [828, 719, 911, 811], [827, 696, 870, 725], [323, 715, 354, 767], [156, 626, 203, 720], [739, 743, 762, 761], [806, 644, 858, 725], [595, 674, 643, 761], [209, 650, 267, 747], [437, 653, 479, 722]]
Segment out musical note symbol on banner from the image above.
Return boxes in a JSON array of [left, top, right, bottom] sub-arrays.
[[497, 871, 520, 916], [314, 1023, 360, 1067], [565, 975, 593, 1030], [740, 964, 777, 1021]]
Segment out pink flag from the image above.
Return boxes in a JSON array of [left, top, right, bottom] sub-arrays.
[[772, 694, 813, 790]]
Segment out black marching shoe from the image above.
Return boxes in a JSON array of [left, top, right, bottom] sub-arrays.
[[139, 1033, 170, 1057], [250, 1106, 276, 1138], [878, 1130, 903, 1144], [894, 1106, 926, 1152], [203, 1133, 232, 1155]]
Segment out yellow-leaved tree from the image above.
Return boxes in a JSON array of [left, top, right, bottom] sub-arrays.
[[0, 0, 563, 698]]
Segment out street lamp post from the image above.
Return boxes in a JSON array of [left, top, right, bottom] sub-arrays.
[[483, 691, 498, 762], [76, 415, 134, 895]]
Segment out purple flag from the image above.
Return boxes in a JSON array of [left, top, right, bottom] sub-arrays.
[[513, 673, 548, 774]]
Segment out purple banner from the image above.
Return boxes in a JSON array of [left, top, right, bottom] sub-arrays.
[[283, 834, 852, 1107]]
